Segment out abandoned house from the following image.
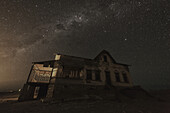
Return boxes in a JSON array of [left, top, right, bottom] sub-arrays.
[[18, 50, 133, 101]]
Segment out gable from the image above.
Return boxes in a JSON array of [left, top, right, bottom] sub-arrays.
[[94, 50, 116, 63]]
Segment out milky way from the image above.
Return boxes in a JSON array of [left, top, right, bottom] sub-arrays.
[[0, 0, 169, 91]]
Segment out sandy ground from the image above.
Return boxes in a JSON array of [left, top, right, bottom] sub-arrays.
[[0, 91, 170, 113]]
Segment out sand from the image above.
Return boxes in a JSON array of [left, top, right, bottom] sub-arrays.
[[0, 91, 170, 113]]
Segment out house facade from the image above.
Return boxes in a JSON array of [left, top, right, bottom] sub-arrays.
[[19, 50, 133, 101]]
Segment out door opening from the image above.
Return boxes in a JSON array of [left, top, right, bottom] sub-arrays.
[[33, 84, 48, 99], [105, 71, 111, 85]]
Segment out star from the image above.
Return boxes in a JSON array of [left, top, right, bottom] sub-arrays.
[[0, 0, 169, 91]]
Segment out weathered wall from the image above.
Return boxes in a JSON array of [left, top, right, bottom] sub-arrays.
[[83, 53, 133, 87]]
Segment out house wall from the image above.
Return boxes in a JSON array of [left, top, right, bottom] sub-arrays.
[[52, 53, 133, 88], [83, 53, 133, 87], [39, 53, 134, 99], [38, 53, 133, 99], [46, 62, 60, 98]]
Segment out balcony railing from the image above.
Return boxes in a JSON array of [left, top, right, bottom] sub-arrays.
[[28, 64, 53, 83]]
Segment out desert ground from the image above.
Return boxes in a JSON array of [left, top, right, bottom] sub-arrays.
[[0, 90, 170, 113]]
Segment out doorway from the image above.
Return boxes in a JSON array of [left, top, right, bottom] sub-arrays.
[[105, 71, 111, 85], [33, 84, 48, 99]]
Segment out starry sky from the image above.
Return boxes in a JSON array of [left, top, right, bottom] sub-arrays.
[[0, 0, 169, 91]]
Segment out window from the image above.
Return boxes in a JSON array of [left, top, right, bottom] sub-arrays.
[[43, 62, 53, 67], [63, 70, 69, 78], [115, 72, 120, 82], [103, 55, 107, 62], [43, 63, 49, 67], [95, 71, 100, 81], [86, 70, 92, 80], [122, 72, 129, 83]]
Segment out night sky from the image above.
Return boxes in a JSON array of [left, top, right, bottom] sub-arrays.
[[0, 0, 169, 91]]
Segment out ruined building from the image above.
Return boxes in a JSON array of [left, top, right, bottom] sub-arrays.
[[19, 50, 133, 101]]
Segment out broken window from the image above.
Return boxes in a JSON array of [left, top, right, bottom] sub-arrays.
[[86, 70, 92, 80], [43, 62, 53, 67], [95, 70, 100, 81], [43, 63, 49, 67], [115, 71, 120, 82]]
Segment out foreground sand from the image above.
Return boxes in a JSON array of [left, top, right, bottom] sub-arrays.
[[0, 91, 170, 113]]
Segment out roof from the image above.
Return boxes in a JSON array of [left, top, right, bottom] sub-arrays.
[[32, 50, 130, 66], [59, 54, 98, 68], [32, 60, 55, 64], [94, 50, 116, 63], [94, 50, 130, 66]]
